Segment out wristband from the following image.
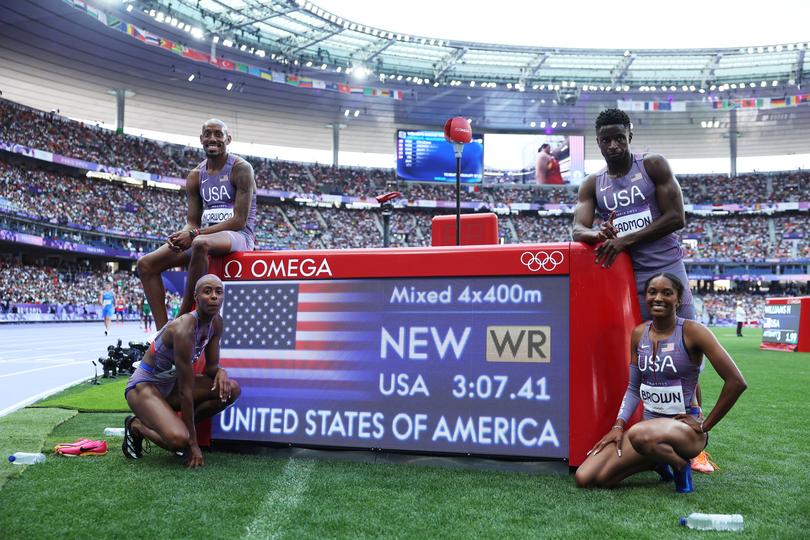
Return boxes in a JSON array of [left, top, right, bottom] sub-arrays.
[[611, 424, 624, 431], [189, 228, 199, 239], [699, 421, 705, 433]]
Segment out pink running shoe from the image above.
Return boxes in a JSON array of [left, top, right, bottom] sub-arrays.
[[691, 450, 719, 474], [55, 439, 108, 456]]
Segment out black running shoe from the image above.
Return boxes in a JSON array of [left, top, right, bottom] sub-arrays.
[[122, 414, 144, 459]]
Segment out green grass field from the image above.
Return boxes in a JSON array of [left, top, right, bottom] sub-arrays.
[[1, 328, 808, 539]]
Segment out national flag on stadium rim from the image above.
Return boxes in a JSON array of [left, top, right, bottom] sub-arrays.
[[219, 281, 378, 401], [259, 70, 273, 81], [235, 63, 249, 73], [209, 57, 234, 70], [83, 2, 105, 23], [126, 23, 146, 42], [183, 48, 210, 63], [159, 38, 184, 55], [338, 84, 350, 94], [298, 78, 314, 88], [106, 17, 127, 33], [286, 75, 300, 86]]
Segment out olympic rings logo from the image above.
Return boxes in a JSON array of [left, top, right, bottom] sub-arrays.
[[520, 250, 564, 272]]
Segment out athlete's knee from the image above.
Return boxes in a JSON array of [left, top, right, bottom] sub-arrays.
[[575, 466, 612, 489], [190, 235, 214, 254], [627, 424, 656, 455], [574, 467, 594, 488], [137, 252, 163, 277], [164, 426, 191, 451]]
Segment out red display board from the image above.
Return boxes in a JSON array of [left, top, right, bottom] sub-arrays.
[[431, 213, 499, 246], [208, 243, 639, 466], [761, 297, 810, 352]]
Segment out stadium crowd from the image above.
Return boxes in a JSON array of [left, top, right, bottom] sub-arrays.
[[3, 154, 808, 258], [5, 99, 808, 205], [0, 259, 141, 307], [1, 98, 809, 322]]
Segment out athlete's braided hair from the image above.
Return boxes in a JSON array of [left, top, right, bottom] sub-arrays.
[[595, 108, 632, 131]]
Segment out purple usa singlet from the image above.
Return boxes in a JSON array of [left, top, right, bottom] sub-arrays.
[[594, 153, 683, 270], [635, 318, 699, 419], [197, 153, 257, 241]]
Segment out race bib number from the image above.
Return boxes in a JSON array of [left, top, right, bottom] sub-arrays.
[[201, 207, 233, 226], [613, 205, 652, 237], [640, 382, 686, 415]]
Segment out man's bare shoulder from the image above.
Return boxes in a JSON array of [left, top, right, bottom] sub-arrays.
[[641, 154, 680, 186], [232, 157, 253, 172], [577, 173, 599, 198]]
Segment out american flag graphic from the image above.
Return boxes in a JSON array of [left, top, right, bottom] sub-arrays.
[[661, 342, 675, 353], [220, 281, 379, 401]]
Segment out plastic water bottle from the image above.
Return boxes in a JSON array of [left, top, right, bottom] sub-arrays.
[[8, 452, 46, 465], [680, 513, 744, 531], [104, 427, 126, 437]]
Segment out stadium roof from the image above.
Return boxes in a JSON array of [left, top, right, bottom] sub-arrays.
[[148, 0, 809, 94]]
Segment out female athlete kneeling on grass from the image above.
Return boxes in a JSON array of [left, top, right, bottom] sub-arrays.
[[575, 273, 746, 492], [123, 274, 240, 468]]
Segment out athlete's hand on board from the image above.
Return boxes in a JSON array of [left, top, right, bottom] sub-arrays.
[[595, 236, 628, 268]]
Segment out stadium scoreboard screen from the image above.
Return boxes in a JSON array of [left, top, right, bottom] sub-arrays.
[[210, 244, 641, 464], [761, 297, 810, 352], [762, 303, 801, 345], [396, 129, 484, 183], [215, 276, 568, 457]]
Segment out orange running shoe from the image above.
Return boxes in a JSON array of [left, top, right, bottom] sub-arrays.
[[691, 450, 719, 474]]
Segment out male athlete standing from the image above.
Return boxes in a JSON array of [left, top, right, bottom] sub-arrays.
[[137, 119, 257, 329], [572, 108, 694, 320]]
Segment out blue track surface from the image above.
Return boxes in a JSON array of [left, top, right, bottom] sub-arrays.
[[0, 321, 151, 416]]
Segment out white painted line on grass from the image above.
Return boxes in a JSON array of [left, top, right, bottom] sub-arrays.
[[0, 375, 90, 417], [243, 458, 316, 540]]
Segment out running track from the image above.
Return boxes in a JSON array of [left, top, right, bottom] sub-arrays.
[[0, 321, 152, 416]]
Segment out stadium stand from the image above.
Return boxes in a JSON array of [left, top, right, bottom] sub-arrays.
[[1, 98, 809, 325]]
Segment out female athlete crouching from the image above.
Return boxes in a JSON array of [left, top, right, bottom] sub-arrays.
[[123, 274, 240, 468], [575, 273, 746, 492]]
